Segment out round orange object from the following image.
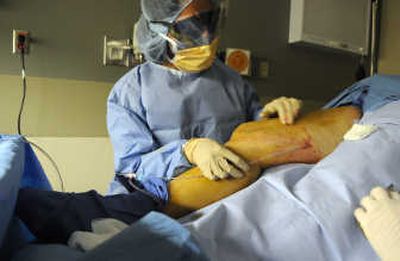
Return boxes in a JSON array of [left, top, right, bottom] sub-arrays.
[[227, 50, 249, 73]]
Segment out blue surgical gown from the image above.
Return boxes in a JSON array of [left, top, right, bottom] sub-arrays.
[[107, 59, 262, 194]]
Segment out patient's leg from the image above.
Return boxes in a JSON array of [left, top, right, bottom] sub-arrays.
[[164, 106, 361, 218], [226, 105, 361, 166]]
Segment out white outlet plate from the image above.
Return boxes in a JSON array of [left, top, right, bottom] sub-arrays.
[[259, 61, 270, 78], [12, 30, 29, 54]]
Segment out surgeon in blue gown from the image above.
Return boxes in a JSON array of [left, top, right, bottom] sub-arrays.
[[107, 0, 303, 195]]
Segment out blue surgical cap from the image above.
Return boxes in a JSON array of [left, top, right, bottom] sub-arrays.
[[136, 16, 168, 64], [136, 0, 193, 63], [141, 0, 194, 23], [136, 0, 222, 63]]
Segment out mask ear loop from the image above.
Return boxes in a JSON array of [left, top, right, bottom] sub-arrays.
[[158, 33, 180, 53], [157, 32, 182, 64]]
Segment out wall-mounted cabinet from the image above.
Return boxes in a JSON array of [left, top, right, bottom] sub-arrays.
[[289, 0, 371, 55]]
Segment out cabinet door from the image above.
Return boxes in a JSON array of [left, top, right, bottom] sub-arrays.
[[289, 0, 371, 55]]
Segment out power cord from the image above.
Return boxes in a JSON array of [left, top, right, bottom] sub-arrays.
[[24, 137, 65, 192], [16, 34, 65, 192], [17, 34, 27, 135]]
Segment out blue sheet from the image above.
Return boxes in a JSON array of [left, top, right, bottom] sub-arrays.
[[0, 135, 51, 257], [12, 212, 209, 261], [324, 74, 400, 112], [182, 100, 400, 260], [0, 136, 25, 247]]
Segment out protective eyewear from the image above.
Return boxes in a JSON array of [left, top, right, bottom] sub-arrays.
[[168, 8, 222, 50]]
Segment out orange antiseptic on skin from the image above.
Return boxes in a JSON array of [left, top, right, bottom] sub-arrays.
[[164, 106, 361, 218]]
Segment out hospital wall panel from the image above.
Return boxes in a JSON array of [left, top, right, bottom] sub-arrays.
[[0, 74, 111, 137], [378, 0, 400, 74], [29, 137, 114, 193]]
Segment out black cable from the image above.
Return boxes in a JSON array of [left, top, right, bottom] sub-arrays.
[[17, 48, 27, 135], [116, 175, 163, 206], [25, 138, 65, 192], [15, 37, 65, 192]]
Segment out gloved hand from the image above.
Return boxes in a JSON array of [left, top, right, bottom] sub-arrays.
[[259, 97, 302, 125], [354, 187, 400, 261], [183, 138, 250, 180]]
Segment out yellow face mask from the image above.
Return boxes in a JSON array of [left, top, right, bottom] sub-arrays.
[[171, 38, 219, 73]]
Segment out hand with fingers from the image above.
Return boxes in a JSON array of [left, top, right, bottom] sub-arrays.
[[259, 97, 302, 125], [183, 138, 250, 180], [354, 186, 400, 261]]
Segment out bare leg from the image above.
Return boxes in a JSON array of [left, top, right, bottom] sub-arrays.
[[165, 106, 361, 217]]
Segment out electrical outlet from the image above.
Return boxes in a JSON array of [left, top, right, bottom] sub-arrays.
[[12, 30, 29, 54], [258, 61, 270, 79]]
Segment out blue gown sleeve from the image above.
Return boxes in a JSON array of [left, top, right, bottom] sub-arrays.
[[107, 78, 192, 182], [243, 80, 263, 121]]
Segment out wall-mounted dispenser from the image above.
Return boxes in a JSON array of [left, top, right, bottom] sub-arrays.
[[103, 21, 145, 67], [103, 35, 144, 67], [103, 36, 133, 67]]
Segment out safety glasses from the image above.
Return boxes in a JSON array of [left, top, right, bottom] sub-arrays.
[[168, 9, 221, 50]]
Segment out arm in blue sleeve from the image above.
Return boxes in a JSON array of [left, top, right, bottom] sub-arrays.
[[107, 97, 192, 182], [243, 81, 263, 121]]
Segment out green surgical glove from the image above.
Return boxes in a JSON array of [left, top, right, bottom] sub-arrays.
[[259, 97, 302, 125], [354, 187, 400, 261], [183, 138, 250, 180]]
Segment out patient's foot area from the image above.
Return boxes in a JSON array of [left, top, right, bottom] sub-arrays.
[[354, 187, 400, 261], [16, 187, 160, 244]]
